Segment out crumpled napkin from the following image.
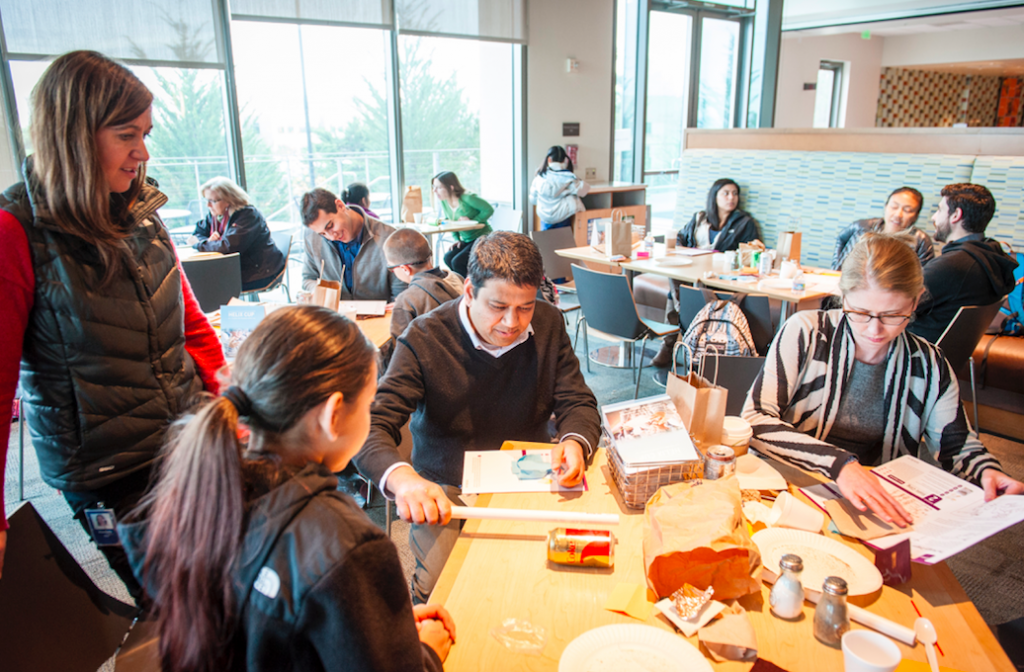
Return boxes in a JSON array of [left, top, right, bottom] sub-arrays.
[[697, 603, 758, 662]]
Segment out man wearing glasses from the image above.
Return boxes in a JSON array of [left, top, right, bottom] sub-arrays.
[[909, 183, 1017, 343], [300, 187, 407, 301]]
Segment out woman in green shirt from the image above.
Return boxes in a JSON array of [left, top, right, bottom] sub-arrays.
[[432, 171, 493, 277]]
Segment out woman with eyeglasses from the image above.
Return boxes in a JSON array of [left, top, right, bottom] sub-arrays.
[[188, 176, 285, 292], [742, 233, 1023, 527]]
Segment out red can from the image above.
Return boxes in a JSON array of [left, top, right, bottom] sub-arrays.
[[547, 528, 615, 568]]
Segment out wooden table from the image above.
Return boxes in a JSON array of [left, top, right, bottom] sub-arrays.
[[357, 312, 393, 349], [430, 451, 1014, 671], [556, 245, 840, 328]]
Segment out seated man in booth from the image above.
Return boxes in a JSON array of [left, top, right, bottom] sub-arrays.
[[300, 187, 406, 301], [355, 231, 601, 604], [909, 183, 1017, 343], [832, 186, 935, 270]]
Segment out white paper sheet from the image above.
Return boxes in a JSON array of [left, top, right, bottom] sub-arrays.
[[461, 449, 588, 495], [338, 300, 387, 316], [802, 456, 1024, 564]]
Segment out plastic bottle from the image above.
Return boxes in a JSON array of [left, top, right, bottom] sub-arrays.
[[792, 271, 806, 292]]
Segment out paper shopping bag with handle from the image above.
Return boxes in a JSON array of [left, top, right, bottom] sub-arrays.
[[401, 185, 423, 223], [312, 279, 341, 311], [665, 342, 727, 446]]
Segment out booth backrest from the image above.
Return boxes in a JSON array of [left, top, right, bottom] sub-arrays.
[[672, 149, 1024, 269]]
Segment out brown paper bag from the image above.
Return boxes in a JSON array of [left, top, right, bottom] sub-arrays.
[[643, 478, 762, 599], [312, 279, 341, 311], [590, 211, 633, 257], [401, 185, 423, 223], [777, 231, 801, 263], [665, 342, 727, 446]]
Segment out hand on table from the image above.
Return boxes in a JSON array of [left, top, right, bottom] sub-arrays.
[[836, 461, 913, 527], [413, 604, 456, 640], [981, 468, 1024, 501], [387, 466, 453, 525], [551, 439, 586, 487]]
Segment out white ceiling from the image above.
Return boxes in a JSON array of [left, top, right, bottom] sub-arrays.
[[782, 0, 1024, 31], [785, 5, 1024, 37]]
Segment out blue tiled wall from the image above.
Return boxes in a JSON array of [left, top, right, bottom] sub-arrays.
[[671, 149, 998, 268]]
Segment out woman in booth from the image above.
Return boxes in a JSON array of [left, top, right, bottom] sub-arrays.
[[676, 178, 762, 251], [189, 176, 285, 292], [742, 233, 1023, 526], [431, 171, 492, 278], [120, 306, 454, 672], [0, 51, 225, 587], [652, 178, 764, 367]]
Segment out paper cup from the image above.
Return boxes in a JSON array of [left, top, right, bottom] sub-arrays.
[[340, 307, 358, 323], [665, 237, 677, 251], [712, 253, 727, 270], [841, 631, 901, 672], [769, 491, 825, 532], [780, 260, 799, 280], [413, 212, 424, 224]]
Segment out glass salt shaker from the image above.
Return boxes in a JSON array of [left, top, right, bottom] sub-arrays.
[[814, 576, 850, 646], [769, 554, 804, 619]]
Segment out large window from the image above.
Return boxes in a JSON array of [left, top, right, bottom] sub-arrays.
[[813, 60, 845, 129], [232, 21, 393, 223], [397, 35, 514, 216], [0, 0, 525, 230], [697, 18, 741, 129]]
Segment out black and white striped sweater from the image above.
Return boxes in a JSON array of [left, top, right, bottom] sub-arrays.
[[742, 310, 1001, 484]]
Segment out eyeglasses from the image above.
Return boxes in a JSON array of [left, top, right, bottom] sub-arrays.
[[842, 309, 913, 326], [387, 259, 429, 270]]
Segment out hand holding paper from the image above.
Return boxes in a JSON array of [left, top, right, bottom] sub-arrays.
[[551, 439, 585, 487], [836, 461, 913, 527]]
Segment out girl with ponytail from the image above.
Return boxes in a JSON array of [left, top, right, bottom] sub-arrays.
[[120, 305, 455, 672]]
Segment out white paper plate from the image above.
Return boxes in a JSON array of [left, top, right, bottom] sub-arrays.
[[752, 528, 883, 596], [655, 256, 694, 267], [559, 624, 711, 672]]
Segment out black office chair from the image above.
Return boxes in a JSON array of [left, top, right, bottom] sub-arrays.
[[180, 252, 242, 313], [936, 300, 1004, 431], [572, 263, 678, 398], [703, 354, 767, 416], [243, 231, 293, 301]]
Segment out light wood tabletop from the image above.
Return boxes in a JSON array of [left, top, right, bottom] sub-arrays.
[[357, 312, 393, 349], [430, 450, 1014, 671], [409, 221, 485, 236]]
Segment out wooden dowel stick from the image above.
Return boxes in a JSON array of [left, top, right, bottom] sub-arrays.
[[449, 506, 619, 526]]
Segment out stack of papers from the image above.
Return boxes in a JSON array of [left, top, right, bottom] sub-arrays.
[[801, 455, 1024, 564], [602, 394, 700, 471]]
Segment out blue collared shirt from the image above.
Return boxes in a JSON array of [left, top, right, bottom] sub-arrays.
[[330, 227, 364, 292]]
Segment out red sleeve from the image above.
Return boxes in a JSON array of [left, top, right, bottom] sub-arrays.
[[0, 211, 34, 531], [177, 255, 226, 395]]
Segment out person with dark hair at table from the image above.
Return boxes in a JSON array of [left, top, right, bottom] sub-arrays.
[[431, 171, 493, 278], [832, 186, 934, 271], [299, 187, 405, 301], [342, 181, 379, 219], [188, 176, 285, 292], [355, 231, 601, 604], [0, 51, 224, 588], [651, 178, 762, 367], [909, 183, 1017, 343], [120, 306, 453, 672]]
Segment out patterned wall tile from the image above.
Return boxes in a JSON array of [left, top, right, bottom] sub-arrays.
[[672, 149, 977, 268], [967, 74, 1003, 127], [970, 157, 1024, 252]]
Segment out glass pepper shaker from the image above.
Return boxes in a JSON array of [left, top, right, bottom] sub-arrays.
[[769, 554, 804, 619], [814, 576, 851, 646]]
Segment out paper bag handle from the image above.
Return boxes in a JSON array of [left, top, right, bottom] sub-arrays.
[[703, 344, 722, 386], [671, 341, 694, 377]]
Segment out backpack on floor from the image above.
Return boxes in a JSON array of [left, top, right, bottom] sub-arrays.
[[680, 289, 756, 360], [991, 250, 1023, 336]]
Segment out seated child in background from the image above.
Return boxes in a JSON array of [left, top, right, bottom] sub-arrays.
[[119, 305, 455, 672], [384, 228, 465, 343]]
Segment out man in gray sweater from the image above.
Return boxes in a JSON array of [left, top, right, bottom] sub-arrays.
[[355, 232, 601, 603], [300, 187, 407, 300]]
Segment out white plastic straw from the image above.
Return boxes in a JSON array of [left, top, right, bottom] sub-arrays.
[[449, 506, 619, 526]]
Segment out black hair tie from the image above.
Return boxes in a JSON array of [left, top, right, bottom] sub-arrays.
[[222, 385, 254, 417]]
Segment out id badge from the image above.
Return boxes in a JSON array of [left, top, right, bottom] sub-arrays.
[[84, 507, 121, 547]]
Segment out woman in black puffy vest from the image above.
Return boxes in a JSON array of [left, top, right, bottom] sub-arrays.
[[0, 51, 225, 596]]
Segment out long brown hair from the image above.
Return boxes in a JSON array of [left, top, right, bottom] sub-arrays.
[[134, 305, 375, 672], [30, 51, 152, 274]]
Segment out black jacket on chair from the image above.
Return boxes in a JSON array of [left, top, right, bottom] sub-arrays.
[[193, 206, 285, 288]]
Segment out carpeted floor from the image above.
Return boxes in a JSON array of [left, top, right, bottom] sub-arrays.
[[4, 309, 1023, 671]]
